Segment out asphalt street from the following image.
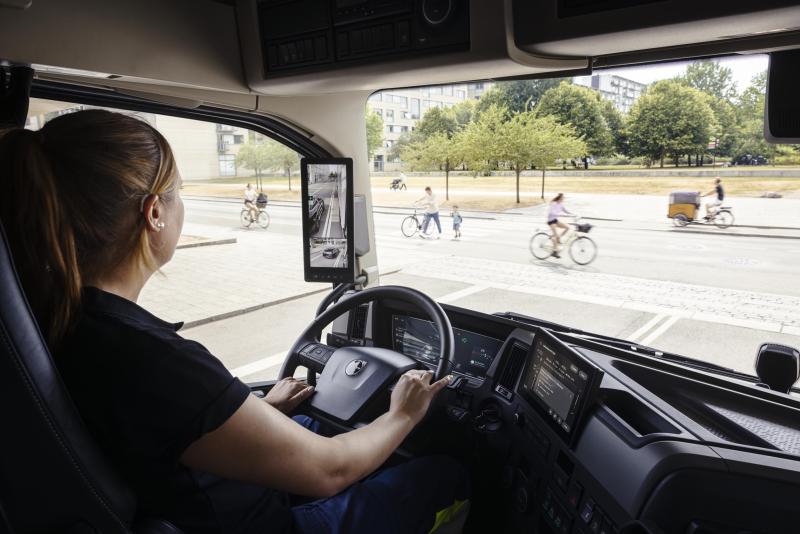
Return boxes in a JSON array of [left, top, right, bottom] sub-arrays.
[[170, 197, 800, 382], [308, 181, 347, 267]]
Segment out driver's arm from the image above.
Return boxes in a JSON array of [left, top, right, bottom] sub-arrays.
[[180, 370, 450, 498]]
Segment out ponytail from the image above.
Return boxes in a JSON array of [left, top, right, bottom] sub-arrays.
[[0, 129, 81, 347], [0, 110, 178, 350]]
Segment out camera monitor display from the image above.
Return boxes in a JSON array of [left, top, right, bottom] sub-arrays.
[[301, 158, 355, 283]]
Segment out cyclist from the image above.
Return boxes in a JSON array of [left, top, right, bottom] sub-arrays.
[[547, 193, 573, 258], [415, 186, 442, 239], [244, 183, 258, 221], [702, 178, 724, 219]]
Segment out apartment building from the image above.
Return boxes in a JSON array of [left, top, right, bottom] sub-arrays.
[[367, 82, 492, 171], [573, 74, 646, 113]]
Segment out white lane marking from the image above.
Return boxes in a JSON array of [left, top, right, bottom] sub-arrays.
[[437, 285, 489, 304], [640, 315, 680, 346], [626, 314, 666, 342], [231, 350, 287, 378]]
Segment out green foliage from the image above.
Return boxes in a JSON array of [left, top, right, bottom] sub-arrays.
[[235, 140, 300, 190], [401, 132, 465, 200], [457, 104, 507, 177], [476, 79, 566, 116], [626, 80, 716, 167], [535, 82, 615, 156], [677, 60, 738, 101], [415, 106, 458, 139], [365, 110, 384, 158], [235, 142, 271, 177]]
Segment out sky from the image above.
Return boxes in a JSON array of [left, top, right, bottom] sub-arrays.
[[598, 54, 769, 92]]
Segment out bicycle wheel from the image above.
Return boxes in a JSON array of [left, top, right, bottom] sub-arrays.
[[240, 209, 252, 228], [258, 211, 270, 229], [401, 216, 419, 237], [672, 214, 689, 227], [713, 210, 734, 229], [529, 232, 553, 260], [569, 236, 597, 265]]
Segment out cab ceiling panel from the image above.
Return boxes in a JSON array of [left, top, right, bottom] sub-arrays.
[[0, 0, 248, 93], [514, 0, 800, 59], [239, 0, 589, 95]]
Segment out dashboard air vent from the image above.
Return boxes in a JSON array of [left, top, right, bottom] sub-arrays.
[[350, 304, 369, 341], [495, 343, 529, 401]]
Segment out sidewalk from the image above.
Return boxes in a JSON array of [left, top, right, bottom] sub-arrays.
[[139, 223, 328, 327]]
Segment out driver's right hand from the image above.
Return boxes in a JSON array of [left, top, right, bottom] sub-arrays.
[[389, 370, 452, 425]]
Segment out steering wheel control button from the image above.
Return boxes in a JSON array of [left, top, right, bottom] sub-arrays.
[[580, 499, 596, 524], [345, 359, 368, 376]]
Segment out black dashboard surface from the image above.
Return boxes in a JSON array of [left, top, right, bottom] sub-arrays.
[[334, 300, 800, 533]]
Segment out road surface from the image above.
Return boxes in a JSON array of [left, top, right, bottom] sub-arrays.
[[144, 197, 800, 382]]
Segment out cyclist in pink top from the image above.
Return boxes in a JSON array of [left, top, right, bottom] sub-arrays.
[[546, 193, 573, 258]]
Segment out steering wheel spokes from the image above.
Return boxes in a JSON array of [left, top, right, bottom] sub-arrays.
[[312, 346, 418, 423], [278, 286, 454, 427]]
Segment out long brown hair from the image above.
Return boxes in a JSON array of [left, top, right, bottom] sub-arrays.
[[0, 109, 178, 349]]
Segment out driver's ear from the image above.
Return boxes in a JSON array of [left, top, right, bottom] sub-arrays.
[[141, 194, 164, 232]]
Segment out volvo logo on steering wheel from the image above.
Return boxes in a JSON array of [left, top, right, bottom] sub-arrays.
[[345, 359, 367, 376]]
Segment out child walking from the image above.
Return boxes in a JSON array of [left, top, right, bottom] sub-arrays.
[[451, 205, 463, 239]]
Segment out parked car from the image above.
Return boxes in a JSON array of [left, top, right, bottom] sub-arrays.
[[732, 154, 769, 165], [308, 195, 325, 234], [322, 246, 340, 259]]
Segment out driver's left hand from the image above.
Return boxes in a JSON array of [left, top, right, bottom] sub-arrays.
[[264, 377, 315, 415]]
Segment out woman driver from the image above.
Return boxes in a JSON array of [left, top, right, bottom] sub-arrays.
[[0, 110, 468, 533]]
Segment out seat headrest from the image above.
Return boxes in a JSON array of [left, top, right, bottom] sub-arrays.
[[0, 220, 136, 532]]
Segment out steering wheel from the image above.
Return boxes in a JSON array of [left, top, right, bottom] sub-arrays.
[[278, 286, 454, 425]]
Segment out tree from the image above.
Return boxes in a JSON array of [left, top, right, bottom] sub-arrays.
[[365, 110, 384, 159], [599, 99, 627, 155], [627, 80, 716, 167], [535, 82, 615, 157], [678, 60, 738, 101], [264, 142, 300, 190], [476, 78, 567, 116], [523, 115, 586, 200], [401, 132, 464, 200], [458, 104, 507, 178], [235, 142, 271, 178], [459, 106, 585, 202]]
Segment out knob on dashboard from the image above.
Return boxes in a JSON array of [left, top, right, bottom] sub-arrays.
[[421, 0, 455, 26]]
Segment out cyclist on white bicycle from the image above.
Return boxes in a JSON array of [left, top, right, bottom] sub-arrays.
[[546, 193, 574, 258], [243, 183, 258, 221]]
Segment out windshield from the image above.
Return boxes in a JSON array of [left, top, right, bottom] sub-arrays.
[[25, 53, 798, 381], [368, 54, 799, 376]]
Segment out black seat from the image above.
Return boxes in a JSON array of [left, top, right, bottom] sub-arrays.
[[0, 221, 181, 533]]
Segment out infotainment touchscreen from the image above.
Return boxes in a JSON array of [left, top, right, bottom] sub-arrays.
[[518, 329, 603, 446], [392, 315, 502, 378]]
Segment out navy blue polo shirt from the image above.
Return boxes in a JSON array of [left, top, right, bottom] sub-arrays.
[[57, 287, 292, 534]]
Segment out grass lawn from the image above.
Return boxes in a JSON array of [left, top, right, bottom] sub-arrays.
[[182, 173, 800, 212]]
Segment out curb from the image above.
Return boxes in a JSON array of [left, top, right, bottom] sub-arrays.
[[176, 237, 237, 250]]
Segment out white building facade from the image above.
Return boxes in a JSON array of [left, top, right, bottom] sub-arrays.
[[573, 74, 646, 113], [367, 82, 492, 172]]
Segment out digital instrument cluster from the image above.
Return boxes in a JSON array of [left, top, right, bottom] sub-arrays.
[[392, 315, 503, 378]]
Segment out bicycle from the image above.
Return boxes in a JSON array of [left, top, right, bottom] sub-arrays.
[[529, 218, 597, 265], [240, 206, 270, 229], [401, 208, 436, 238]]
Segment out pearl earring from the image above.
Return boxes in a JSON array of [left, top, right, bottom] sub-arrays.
[[156, 222, 165, 229]]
